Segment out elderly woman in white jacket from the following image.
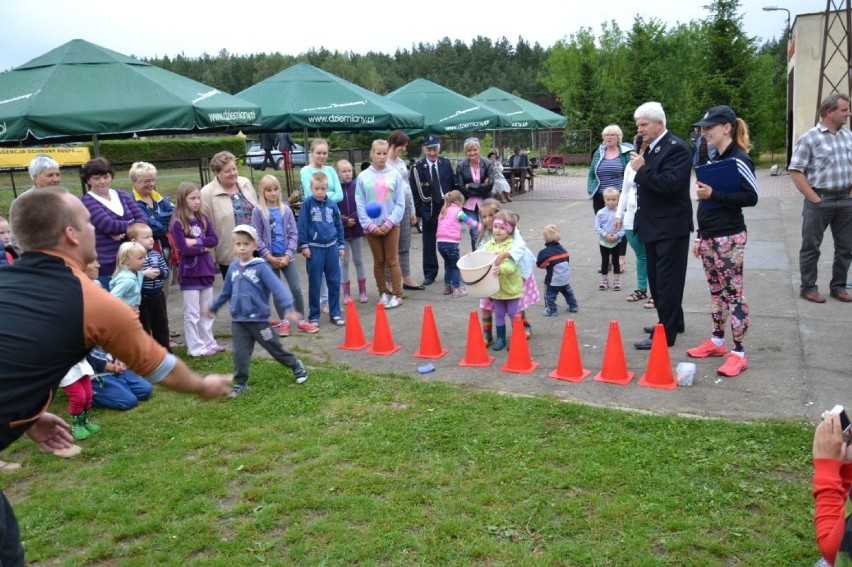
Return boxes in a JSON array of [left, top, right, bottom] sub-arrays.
[[614, 135, 652, 308]]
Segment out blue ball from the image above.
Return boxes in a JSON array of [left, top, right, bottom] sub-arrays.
[[365, 201, 382, 219]]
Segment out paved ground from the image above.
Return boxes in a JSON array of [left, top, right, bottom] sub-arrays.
[[169, 168, 851, 424]]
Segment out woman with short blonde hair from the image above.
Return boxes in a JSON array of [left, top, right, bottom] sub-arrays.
[[200, 151, 259, 277], [454, 137, 494, 251], [588, 124, 633, 270]]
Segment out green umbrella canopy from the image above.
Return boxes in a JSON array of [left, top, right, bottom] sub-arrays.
[[238, 63, 423, 132], [472, 87, 567, 129], [386, 79, 508, 135], [0, 39, 261, 145]]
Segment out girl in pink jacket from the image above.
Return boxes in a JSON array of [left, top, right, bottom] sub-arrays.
[[436, 190, 480, 297]]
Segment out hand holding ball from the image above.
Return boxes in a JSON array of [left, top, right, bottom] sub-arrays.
[[365, 201, 382, 219]]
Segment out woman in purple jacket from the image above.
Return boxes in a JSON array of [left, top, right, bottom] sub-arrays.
[[80, 158, 147, 289]]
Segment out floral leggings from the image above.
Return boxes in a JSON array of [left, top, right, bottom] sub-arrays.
[[697, 231, 750, 350]]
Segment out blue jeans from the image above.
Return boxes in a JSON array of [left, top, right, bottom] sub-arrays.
[[92, 370, 153, 410], [462, 207, 480, 252], [437, 242, 461, 287], [545, 284, 578, 312], [306, 245, 341, 321]]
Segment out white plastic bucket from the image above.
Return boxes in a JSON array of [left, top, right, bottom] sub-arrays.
[[458, 251, 499, 298]]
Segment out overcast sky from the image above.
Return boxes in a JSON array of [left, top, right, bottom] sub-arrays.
[[0, 0, 820, 74]]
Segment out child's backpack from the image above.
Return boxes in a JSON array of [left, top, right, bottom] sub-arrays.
[[165, 231, 180, 268]]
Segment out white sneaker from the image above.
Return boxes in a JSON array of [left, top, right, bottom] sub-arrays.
[[385, 295, 402, 309], [379, 293, 390, 307], [293, 360, 308, 384]]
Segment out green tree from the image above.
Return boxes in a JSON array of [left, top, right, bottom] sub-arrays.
[[754, 37, 788, 158], [694, 0, 759, 118], [544, 28, 599, 130]]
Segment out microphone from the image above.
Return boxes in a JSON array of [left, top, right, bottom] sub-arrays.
[[634, 135, 643, 153]]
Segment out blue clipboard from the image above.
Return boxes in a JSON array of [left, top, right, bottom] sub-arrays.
[[695, 159, 741, 211]]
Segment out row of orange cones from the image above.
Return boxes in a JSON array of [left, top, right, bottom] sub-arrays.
[[338, 300, 679, 390]]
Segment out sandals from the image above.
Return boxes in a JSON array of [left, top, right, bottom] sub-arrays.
[[644, 297, 655, 309], [599, 279, 609, 291], [613, 280, 622, 291], [625, 289, 648, 302]]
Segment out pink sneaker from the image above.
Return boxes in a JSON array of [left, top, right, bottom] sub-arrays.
[[210, 344, 226, 353], [717, 353, 748, 377], [278, 320, 291, 337], [686, 339, 726, 358], [297, 320, 320, 334]]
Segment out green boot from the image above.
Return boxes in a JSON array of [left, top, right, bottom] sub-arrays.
[[71, 414, 90, 441], [481, 312, 493, 346], [492, 326, 507, 351], [83, 409, 101, 434]]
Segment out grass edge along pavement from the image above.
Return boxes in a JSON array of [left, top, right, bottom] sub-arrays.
[[3, 356, 816, 565]]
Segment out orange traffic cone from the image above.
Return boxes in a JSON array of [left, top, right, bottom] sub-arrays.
[[637, 323, 676, 390], [548, 319, 590, 382], [593, 321, 635, 385], [459, 311, 494, 367], [338, 298, 370, 351], [413, 305, 448, 359], [366, 302, 401, 356], [501, 313, 539, 374]]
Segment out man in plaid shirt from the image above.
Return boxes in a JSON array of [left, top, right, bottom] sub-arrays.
[[790, 93, 852, 303]]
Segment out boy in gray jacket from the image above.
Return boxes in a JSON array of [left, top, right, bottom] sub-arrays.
[[207, 225, 307, 397]]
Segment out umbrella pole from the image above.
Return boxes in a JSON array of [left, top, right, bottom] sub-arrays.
[[92, 134, 101, 158], [284, 166, 293, 198]]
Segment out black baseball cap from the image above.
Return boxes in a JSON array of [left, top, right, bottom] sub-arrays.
[[693, 105, 737, 127]]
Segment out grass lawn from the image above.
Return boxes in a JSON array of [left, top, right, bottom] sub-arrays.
[[1, 353, 816, 566]]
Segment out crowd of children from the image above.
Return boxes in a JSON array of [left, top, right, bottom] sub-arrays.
[[0, 142, 593, 453], [0, 144, 591, 476]]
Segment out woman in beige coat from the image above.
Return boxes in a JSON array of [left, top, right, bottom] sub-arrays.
[[200, 151, 260, 277]]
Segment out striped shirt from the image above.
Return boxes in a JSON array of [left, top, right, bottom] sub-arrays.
[[595, 157, 624, 194], [789, 123, 852, 192], [141, 249, 170, 295]]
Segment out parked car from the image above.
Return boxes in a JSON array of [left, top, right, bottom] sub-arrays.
[[245, 142, 307, 170]]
